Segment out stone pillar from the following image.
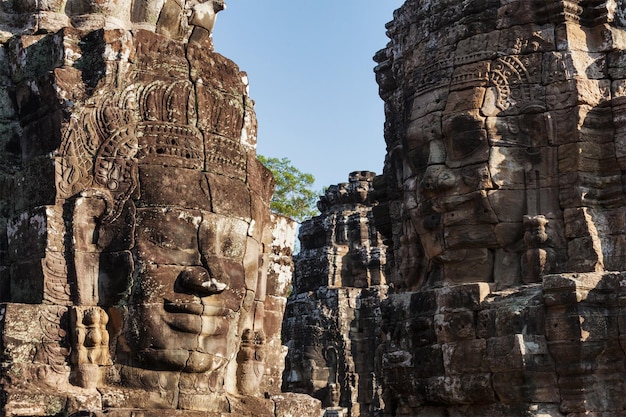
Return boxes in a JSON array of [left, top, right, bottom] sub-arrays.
[[283, 172, 388, 417]]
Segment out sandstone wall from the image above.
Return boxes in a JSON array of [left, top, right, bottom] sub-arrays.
[[371, 0, 626, 416]]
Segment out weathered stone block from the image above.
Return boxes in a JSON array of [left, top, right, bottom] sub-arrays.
[[441, 248, 494, 283], [487, 335, 553, 372], [13, 158, 56, 213], [543, 273, 604, 307], [547, 105, 592, 145], [410, 289, 438, 314], [19, 110, 64, 163], [559, 142, 620, 174], [1, 303, 68, 365], [137, 165, 210, 210], [492, 370, 559, 403], [435, 283, 491, 313], [10, 258, 54, 304], [407, 315, 437, 348], [434, 310, 476, 343], [2, 390, 68, 417], [476, 308, 496, 339], [134, 207, 202, 266], [410, 87, 449, 120], [273, 393, 323, 417], [426, 374, 495, 405], [100, 385, 179, 410], [545, 310, 587, 341], [266, 214, 297, 298], [494, 306, 527, 336], [442, 339, 488, 375], [7, 206, 62, 261], [412, 345, 445, 378], [8, 33, 65, 83], [65, 391, 103, 416]]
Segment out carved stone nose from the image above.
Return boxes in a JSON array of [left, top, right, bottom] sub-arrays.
[[176, 267, 228, 296]]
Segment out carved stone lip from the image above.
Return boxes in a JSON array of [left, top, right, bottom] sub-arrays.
[[163, 301, 232, 317], [164, 300, 204, 315], [162, 301, 232, 336]]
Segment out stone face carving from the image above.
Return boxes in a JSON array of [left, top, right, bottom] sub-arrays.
[[0, 6, 319, 417], [371, 0, 626, 416], [283, 172, 388, 417], [375, 0, 626, 290]]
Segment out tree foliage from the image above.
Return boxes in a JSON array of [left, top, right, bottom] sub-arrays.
[[258, 155, 318, 222]]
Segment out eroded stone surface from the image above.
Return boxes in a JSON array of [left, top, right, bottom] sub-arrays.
[[0, 6, 319, 417], [371, 1, 626, 416], [282, 172, 388, 417], [374, 0, 626, 291], [0, 0, 225, 45]]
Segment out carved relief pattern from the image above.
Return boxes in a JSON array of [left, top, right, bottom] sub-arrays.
[[0, 4, 320, 416], [42, 252, 72, 305], [38, 306, 70, 374], [489, 56, 532, 111], [70, 306, 110, 366], [414, 59, 454, 96], [196, 85, 247, 178], [57, 121, 95, 199], [373, 0, 626, 415], [236, 329, 266, 396], [58, 87, 141, 222], [522, 214, 555, 283]]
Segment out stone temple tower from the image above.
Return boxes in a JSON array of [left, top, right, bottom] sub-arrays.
[[0, 1, 318, 416], [282, 171, 388, 417], [372, 0, 626, 416]]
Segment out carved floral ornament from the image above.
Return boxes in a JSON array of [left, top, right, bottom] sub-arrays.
[[418, 55, 539, 113], [57, 79, 205, 223], [489, 56, 535, 111]]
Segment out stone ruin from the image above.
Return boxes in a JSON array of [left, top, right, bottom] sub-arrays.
[[6, 0, 626, 417], [282, 171, 387, 417], [370, 0, 626, 416], [0, 1, 320, 416]]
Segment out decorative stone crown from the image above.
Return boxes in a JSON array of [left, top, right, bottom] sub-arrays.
[[317, 171, 377, 213], [133, 79, 204, 169]]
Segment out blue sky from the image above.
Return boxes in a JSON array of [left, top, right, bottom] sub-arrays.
[[213, 1, 404, 192]]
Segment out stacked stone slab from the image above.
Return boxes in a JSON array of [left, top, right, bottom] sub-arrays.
[[282, 172, 388, 417], [372, 0, 626, 416], [0, 2, 319, 416]]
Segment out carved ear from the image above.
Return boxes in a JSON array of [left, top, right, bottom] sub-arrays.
[[251, 157, 276, 204]]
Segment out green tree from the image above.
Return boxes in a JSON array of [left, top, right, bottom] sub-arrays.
[[258, 155, 318, 222]]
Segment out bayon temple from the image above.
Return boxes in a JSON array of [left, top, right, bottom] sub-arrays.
[[3, 1, 626, 416]]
